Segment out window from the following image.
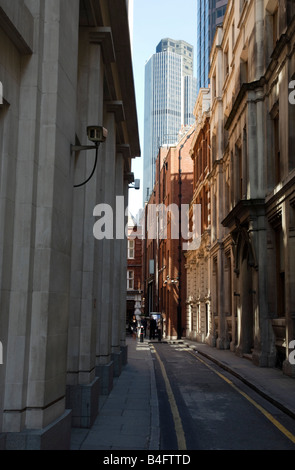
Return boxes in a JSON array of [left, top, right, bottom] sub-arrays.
[[127, 270, 134, 290], [240, 58, 248, 85], [289, 75, 295, 171], [275, 229, 285, 317], [212, 133, 217, 163], [212, 71, 217, 99], [238, 146, 243, 200], [266, 0, 279, 51], [273, 7, 279, 48], [224, 43, 229, 81], [234, 142, 243, 201], [162, 162, 167, 200], [273, 113, 280, 184], [128, 239, 135, 259], [225, 175, 230, 214]]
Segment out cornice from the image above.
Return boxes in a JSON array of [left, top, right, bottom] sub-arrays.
[[105, 101, 125, 123], [222, 199, 265, 230], [0, 1, 33, 54], [224, 78, 265, 131], [89, 27, 116, 64]]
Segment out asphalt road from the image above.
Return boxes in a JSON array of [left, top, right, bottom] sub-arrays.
[[151, 341, 295, 451]]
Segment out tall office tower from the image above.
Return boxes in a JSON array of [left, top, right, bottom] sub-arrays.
[[196, 0, 228, 90], [157, 39, 197, 127], [184, 75, 198, 125], [156, 38, 194, 76], [143, 39, 197, 203]]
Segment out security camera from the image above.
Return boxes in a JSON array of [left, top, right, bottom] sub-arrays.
[[71, 126, 108, 154], [126, 172, 135, 184], [87, 126, 108, 143]]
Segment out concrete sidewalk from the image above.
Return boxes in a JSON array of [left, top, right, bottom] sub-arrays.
[[70, 336, 295, 451], [70, 336, 160, 450]]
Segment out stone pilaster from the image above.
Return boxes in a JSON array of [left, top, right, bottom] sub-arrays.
[[110, 151, 125, 377], [66, 27, 105, 429], [3, 0, 80, 449], [120, 176, 130, 363], [283, 201, 295, 377], [95, 111, 116, 393]]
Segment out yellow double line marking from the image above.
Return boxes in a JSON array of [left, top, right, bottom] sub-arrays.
[[190, 350, 295, 445], [151, 345, 187, 450], [152, 343, 295, 448]]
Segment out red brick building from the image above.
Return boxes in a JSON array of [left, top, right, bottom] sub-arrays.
[[142, 127, 195, 339], [126, 214, 143, 325]]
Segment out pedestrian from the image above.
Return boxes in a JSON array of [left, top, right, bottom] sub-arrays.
[[141, 317, 147, 337], [150, 317, 156, 340], [130, 315, 137, 339], [157, 319, 162, 341]]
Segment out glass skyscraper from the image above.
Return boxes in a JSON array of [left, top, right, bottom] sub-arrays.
[[143, 39, 197, 203], [156, 38, 194, 77], [184, 75, 198, 126], [196, 0, 228, 90]]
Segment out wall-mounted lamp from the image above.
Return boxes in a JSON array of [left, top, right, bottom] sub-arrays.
[[71, 126, 108, 188]]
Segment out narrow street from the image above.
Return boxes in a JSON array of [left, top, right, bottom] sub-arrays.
[[151, 342, 295, 451]]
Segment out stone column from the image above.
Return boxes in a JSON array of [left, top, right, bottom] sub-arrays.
[[250, 213, 276, 367], [255, 0, 265, 80], [0, 52, 20, 445], [66, 27, 104, 429], [230, 244, 237, 352], [0, 0, 35, 442], [216, 160, 228, 350], [283, 202, 295, 376], [4, 0, 80, 449], [95, 111, 116, 395], [208, 246, 215, 347], [216, 244, 228, 349], [111, 149, 125, 376], [120, 177, 129, 353]]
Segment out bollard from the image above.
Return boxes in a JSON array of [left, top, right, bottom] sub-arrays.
[[140, 326, 144, 343]]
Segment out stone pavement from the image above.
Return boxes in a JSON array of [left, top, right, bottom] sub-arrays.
[[70, 335, 295, 450], [70, 335, 160, 450]]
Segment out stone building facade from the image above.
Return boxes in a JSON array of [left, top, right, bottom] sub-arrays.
[[185, 89, 212, 344], [0, 0, 140, 449], [186, 0, 295, 377]]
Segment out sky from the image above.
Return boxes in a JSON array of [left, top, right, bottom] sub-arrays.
[[128, 0, 198, 218]]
